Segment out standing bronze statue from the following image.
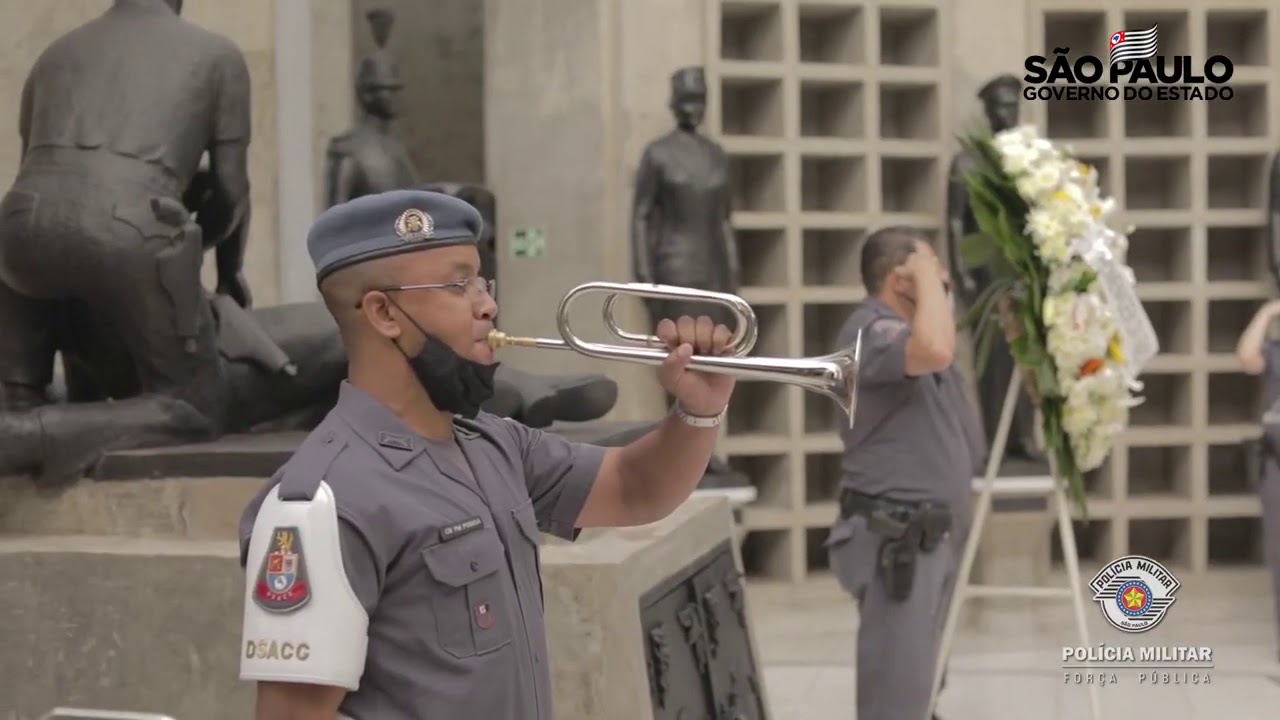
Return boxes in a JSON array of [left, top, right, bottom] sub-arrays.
[[946, 74, 1045, 466], [631, 66, 741, 329], [0, 0, 253, 481], [325, 8, 419, 208], [626, 67, 752, 492]]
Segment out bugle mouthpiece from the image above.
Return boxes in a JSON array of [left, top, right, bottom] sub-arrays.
[[487, 330, 537, 349]]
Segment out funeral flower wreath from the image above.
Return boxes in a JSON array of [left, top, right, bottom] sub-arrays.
[[956, 124, 1155, 514]]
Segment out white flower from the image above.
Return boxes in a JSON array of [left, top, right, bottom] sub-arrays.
[[1059, 367, 1131, 470], [1001, 148, 1036, 176], [994, 125, 1039, 154], [1027, 164, 1064, 200], [1061, 394, 1098, 437], [1075, 431, 1111, 471], [1026, 208, 1068, 248], [1030, 137, 1057, 158], [982, 126, 1143, 478], [1094, 196, 1117, 219], [1047, 260, 1094, 294], [1045, 292, 1118, 391], [1014, 175, 1040, 201], [1039, 235, 1074, 265], [1052, 181, 1087, 208]]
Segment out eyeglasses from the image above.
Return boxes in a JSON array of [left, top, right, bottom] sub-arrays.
[[355, 277, 495, 308]]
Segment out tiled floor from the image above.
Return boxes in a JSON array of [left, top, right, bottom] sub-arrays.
[[746, 569, 1280, 719]]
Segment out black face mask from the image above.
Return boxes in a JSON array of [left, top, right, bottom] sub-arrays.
[[387, 300, 498, 419]]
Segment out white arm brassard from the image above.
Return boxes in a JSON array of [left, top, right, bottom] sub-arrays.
[[239, 480, 370, 690]]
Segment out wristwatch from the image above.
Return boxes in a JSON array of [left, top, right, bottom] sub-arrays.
[[673, 402, 727, 428]]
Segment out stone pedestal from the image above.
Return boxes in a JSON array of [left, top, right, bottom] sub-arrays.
[[0, 476, 762, 720], [542, 496, 769, 720], [0, 476, 260, 720]]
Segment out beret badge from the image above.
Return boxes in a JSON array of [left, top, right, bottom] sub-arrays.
[[394, 208, 434, 242]]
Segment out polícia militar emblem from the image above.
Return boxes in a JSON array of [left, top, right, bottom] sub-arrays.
[[395, 208, 434, 242], [1089, 554, 1180, 633], [253, 526, 311, 613]]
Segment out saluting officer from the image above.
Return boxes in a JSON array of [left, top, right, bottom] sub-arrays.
[[236, 189, 738, 719], [1236, 298, 1280, 661], [824, 227, 986, 720]]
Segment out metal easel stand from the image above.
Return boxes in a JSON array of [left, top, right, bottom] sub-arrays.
[[927, 370, 1103, 720]]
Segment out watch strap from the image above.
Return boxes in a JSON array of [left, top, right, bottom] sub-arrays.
[[673, 402, 727, 428]]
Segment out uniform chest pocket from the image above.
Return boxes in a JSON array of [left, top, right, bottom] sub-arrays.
[[421, 530, 512, 659], [511, 499, 545, 609]]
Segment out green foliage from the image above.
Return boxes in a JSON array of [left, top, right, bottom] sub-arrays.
[[954, 129, 1089, 517]]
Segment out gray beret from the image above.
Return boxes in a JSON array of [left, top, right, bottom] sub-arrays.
[[308, 189, 484, 281]]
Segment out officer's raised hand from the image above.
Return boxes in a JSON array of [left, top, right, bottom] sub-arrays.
[[894, 245, 947, 289], [654, 315, 736, 417]]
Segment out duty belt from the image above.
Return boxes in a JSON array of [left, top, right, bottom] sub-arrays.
[[839, 488, 955, 603], [838, 488, 953, 552]]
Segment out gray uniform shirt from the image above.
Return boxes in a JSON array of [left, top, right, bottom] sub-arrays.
[[20, 0, 251, 190], [239, 382, 606, 720], [836, 298, 986, 513]]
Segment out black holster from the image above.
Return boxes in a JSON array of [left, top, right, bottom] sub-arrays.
[[841, 489, 953, 603], [1255, 402, 1280, 489]]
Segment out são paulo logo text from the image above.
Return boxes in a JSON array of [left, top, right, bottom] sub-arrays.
[[1023, 23, 1233, 102]]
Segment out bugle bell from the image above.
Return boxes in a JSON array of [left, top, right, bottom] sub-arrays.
[[487, 281, 863, 427]]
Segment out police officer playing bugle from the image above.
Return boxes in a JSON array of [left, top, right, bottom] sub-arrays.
[[1236, 298, 1280, 661], [237, 190, 739, 719], [824, 227, 986, 720]]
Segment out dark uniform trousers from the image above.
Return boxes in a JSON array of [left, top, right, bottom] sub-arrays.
[[1258, 340, 1280, 657], [0, 148, 221, 418], [827, 494, 968, 720], [1261, 459, 1280, 657], [827, 298, 983, 720]]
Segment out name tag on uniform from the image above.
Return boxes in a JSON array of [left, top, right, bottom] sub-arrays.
[[440, 516, 484, 543], [377, 431, 413, 451]]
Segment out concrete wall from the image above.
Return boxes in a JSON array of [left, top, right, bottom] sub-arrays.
[[275, 0, 356, 303]]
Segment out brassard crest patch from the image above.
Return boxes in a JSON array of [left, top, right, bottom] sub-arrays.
[[253, 526, 312, 613]]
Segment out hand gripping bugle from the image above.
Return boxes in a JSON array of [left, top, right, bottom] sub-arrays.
[[487, 281, 863, 427]]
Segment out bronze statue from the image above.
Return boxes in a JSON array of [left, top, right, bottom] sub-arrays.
[[0, 4, 615, 483], [1269, 151, 1280, 290], [0, 0, 251, 480], [324, 8, 419, 208], [631, 67, 741, 328], [946, 74, 1045, 466]]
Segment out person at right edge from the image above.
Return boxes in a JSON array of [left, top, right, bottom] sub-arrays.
[[1235, 298, 1280, 662], [825, 226, 987, 720]]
